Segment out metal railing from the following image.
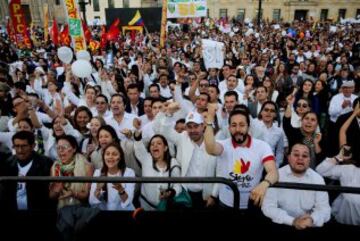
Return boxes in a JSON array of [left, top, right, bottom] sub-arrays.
[[0, 176, 240, 210], [1, 176, 359, 210]]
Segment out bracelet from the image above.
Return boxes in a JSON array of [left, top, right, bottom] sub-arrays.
[[263, 179, 272, 187], [206, 122, 214, 126]]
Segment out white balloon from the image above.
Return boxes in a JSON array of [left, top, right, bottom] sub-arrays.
[[76, 50, 91, 61], [71, 60, 92, 78], [57, 46, 73, 64]]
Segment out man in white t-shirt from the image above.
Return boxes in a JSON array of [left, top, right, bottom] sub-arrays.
[[204, 104, 278, 209]]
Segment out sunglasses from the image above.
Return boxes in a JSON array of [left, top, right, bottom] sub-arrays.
[[297, 103, 309, 108], [199, 84, 209, 88], [263, 108, 276, 113]]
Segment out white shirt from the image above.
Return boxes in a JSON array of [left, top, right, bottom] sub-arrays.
[[217, 136, 275, 209], [105, 113, 136, 141], [316, 158, 360, 225], [158, 84, 172, 99], [185, 142, 207, 192], [262, 165, 331, 227], [89, 168, 135, 211], [328, 93, 358, 123], [251, 119, 285, 167], [17, 161, 33, 210]]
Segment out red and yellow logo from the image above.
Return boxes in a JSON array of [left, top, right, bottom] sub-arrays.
[[233, 159, 250, 174]]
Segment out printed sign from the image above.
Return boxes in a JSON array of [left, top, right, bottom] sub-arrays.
[[167, 0, 207, 19]]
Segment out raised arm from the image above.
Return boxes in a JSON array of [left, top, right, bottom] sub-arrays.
[[204, 103, 224, 156], [339, 102, 359, 147]]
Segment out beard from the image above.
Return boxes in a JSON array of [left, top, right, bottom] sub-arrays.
[[231, 132, 248, 145]]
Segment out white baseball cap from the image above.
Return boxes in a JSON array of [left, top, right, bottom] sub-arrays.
[[185, 111, 203, 125], [341, 80, 355, 88]]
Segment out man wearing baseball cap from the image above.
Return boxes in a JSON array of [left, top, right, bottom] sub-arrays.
[[155, 103, 218, 209]]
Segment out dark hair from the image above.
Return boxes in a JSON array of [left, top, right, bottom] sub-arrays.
[[151, 98, 165, 107], [110, 93, 127, 106], [208, 84, 220, 94], [12, 130, 35, 145], [224, 90, 239, 101], [288, 142, 311, 155], [73, 106, 93, 132], [258, 101, 278, 121], [97, 125, 120, 145], [18, 117, 34, 129], [176, 118, 185, 125], [96, 94, 108, 104], [352, 97, 360, 109], [56, 135, 79, 152], [149, 83, 160, 91], [301, 111, 318, 122], [101, 142, 126, 176], [228, 110, 250, 126], [127, 83, 140, 92], [147, 134, 172, 172], [199, 92, 210, 102]]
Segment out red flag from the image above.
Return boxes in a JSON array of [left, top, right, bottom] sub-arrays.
[[6, 18, 16, 43], [59, 24, 71, 46], [89, 39, 100, 52], [100, 25, 107, 49], [9, 0, 32, 48], [106, 18, 120, 41], [82, 20, 92, 43], [50, 18, 59, 46]]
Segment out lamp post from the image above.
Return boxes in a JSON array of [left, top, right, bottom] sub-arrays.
[[78, 0, 91, 24], [257, 0, 262, 26]]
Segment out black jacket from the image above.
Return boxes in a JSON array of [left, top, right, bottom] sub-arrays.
[[0, 152, 55, 211], [125, 97, 145, 116]]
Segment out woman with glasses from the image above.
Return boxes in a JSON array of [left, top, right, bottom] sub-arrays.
[[283, 94, 324, 168], [294, 79, 320, 116], [49, 135, 94, 209]]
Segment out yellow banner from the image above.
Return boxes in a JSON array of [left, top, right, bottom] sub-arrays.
[[63, 0, 86, 52], [160, 0, 167, 48]]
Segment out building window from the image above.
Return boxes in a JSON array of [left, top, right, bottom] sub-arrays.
[[338, 9, 346, 21], [219, 9, 227, 18], [123, 0, 130, 8], [93, 0, 100, 12], [55, 0, 60, 5], [320, 9, 328, 21], [108, 0, 114, 8], [273, 9, 281, 22], [237, 9, 245, 22], [356, 9, 360, 19]]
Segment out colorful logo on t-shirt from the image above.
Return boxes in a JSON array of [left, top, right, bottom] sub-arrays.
[[229, 159, 253, 188], [233, 159, 250, 174]]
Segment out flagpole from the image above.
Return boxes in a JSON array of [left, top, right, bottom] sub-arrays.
[[160, 0, 167, 48]]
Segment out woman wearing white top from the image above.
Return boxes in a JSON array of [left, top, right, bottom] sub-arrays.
[[89, 143, 135, 211], [133, 132, 181, 211]]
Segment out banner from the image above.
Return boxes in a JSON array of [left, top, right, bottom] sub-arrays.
[[201, 39, 224, 70], [43, 4, 49, 42], [63, 0, 86, 52], [8, 0, 32, 49], [160, 0, 167, 48], [167, 0, 207, 19]]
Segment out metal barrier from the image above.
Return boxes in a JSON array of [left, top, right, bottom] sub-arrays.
[[1, 176, 359, 209], [272, 182, 360, 194], [0, 176, 240, 210]]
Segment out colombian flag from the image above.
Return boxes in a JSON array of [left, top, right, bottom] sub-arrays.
[[128, 10, 144, 26]]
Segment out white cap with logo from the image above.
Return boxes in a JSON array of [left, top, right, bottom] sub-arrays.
[[185, 111, 203, 125]]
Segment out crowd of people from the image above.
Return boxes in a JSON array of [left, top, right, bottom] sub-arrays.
[[0, 16, 359, 235]]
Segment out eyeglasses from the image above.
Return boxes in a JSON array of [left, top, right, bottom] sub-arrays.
[[263, 108, 276, 113], [297, 103, 309, 108], [199, 84, 209, 88], [56, 144, 72, 151]]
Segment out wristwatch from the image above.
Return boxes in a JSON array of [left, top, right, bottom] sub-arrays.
[[205, 121, 214, 126]]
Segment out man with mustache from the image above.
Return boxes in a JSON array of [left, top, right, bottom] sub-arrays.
[[204, 103, 278, 211]]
